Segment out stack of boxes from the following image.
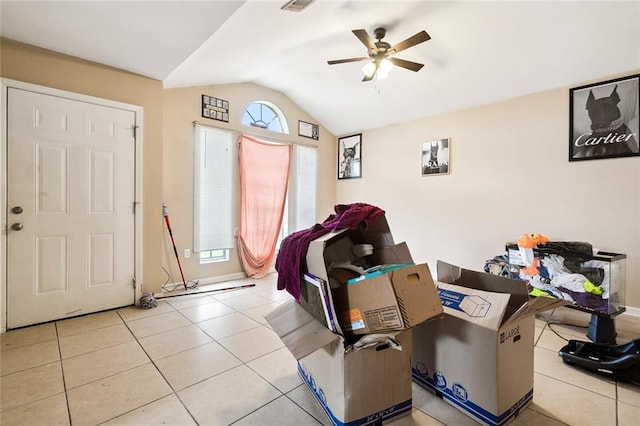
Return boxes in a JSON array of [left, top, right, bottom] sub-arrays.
[[267, 212, 567, 426], [266, 213, 443, 425]]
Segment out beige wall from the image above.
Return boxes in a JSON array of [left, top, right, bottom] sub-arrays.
[[1, 38, 165, 293], [2, 37, 637, 312], [336, 70, 640, 311], [162, 83, 336, 285]]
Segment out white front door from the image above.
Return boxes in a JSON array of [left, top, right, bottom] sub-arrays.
[[6, 87, 137, 328]]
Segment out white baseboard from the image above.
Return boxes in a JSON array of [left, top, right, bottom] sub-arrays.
[[155, 272, 249, 298], [194, 272, 249, 286], [621, 306, 640, 317]]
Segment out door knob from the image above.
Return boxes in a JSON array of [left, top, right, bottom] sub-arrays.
[[11, 206, 23, 214], [11, 223, 23, 231]]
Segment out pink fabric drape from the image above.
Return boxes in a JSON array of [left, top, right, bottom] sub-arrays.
[[235, 135, 292, 278]]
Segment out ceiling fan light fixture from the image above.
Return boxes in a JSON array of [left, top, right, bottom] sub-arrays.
[[362, 58, 393, 80], [362, 61, 376, 78], [379, 57, 393, 73], [376, 67, 390, 80], [376, 69, 389, 80]]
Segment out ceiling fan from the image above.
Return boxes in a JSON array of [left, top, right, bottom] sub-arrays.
[[327, 27, 431, 81]]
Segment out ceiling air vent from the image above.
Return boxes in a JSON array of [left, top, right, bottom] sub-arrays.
[[281, 0, 315, 12]]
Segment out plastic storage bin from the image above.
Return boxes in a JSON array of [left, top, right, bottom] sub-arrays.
[[505, 243, 626, 316]]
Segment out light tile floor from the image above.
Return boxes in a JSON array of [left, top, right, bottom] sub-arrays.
[[1, 273, 639, 425]]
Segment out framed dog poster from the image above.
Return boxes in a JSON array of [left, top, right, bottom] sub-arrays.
[[569, 74, 640, 162], [422, 138, 450, 176], [338, 133, 361, 179]]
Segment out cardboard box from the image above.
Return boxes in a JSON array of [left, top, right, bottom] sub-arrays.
[[333, 263, 443, 335], [305, 214, 407, 285], [302, 213, 442, 335], [412, 260, 567, 426], [266, 301, 413, 426]]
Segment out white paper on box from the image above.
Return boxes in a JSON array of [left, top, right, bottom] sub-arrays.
[[507, 248, 526, 266], [436, 282, 510, 330]]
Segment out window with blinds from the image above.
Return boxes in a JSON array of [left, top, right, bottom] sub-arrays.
[[288, 144, 317, 232], [193, 124, 238, 257]]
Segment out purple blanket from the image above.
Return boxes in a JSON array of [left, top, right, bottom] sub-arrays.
[[275, 203, 385, 300]]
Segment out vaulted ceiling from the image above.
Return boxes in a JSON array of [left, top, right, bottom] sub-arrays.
[[2, 1, 639, 136]]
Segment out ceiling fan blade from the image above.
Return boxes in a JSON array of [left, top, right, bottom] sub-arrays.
[[362, 73, 374, 82], [390, 30, 431, 54], [389, 57, 424, 72], [327, 57, 369, 65], [352, 29, 376, 51]]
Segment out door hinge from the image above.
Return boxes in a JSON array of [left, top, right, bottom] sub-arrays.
[[132, 276, 137, 289], [133, 201, 139, 214], [129, 125, 139, 139]]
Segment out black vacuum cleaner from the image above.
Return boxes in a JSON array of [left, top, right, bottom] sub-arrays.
[[558, 339, 640, 384]]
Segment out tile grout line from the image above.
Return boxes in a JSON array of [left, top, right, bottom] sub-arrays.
[[615, 379, 619, 426], [115, 308, 203, 426], [281, 385, 326, 425], [54, 321, 73, 425]]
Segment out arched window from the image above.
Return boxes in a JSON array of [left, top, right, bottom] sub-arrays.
[[241, 101, 289, 134]]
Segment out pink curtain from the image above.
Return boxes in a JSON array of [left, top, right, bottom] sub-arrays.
[[235, 135, 292, 277]]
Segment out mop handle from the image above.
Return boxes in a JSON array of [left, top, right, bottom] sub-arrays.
[[162, 202, 188, 290], [158, 283, 256, 299]]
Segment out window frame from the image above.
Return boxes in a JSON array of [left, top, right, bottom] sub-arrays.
[[199, 249, 229, 264], [241, 100, 289, 134]]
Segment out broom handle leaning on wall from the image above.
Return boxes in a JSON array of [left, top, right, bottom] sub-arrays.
[[162, 202, 188, 290]]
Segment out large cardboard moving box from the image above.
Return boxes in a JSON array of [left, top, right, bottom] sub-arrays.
[[266, 301, 413, 426], [412, 260, 567, 426]]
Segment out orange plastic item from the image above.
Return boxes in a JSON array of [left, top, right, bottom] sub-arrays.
[[517, 233, 549, 248], [517, 233, 549, 275]]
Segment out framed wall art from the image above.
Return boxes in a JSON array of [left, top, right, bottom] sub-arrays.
[[422, 138, 450, 176], [202, 94, 229, 123], [338, 133, 361, 179], [569, 74, 639, 162], [298, 120, 319, 140]]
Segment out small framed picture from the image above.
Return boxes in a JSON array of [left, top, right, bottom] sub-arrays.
[[202, 94, 230, 122], [338, 133, 362, 179], [569, 74, 640, 161], [422, 138, 450, 176], [298, 120, 319, 140]]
